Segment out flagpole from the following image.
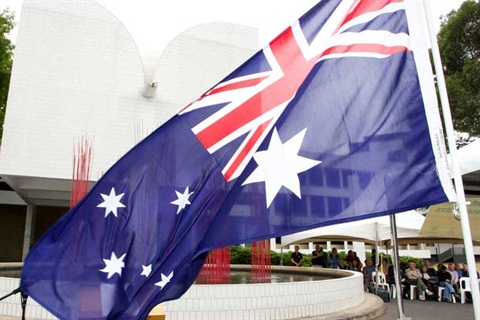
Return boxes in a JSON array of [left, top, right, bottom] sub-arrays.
[[423, 1, 480, 318], [390, 215, 409, 320]]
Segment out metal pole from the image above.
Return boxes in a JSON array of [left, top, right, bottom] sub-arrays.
[[22, 204, 36, 261], [390, 214, 409, 320], [20, 292, 28, 320], [423, 2, 480, 318], [0, 288, 21, 302]]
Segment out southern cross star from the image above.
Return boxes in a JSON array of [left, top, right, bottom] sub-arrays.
[[243, 127, 321, 208], [154, 271, 174, 290], [99, 252, 126, 279], [170, 187, 193, 214], [97, 187, 126, 218], [141, 264, 152, 277]]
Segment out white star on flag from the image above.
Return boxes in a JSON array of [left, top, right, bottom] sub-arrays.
[[154, 271, 174, 290], [97, 187, 126, 218], [243, 127, 321, 208], [170, 187, 193, 214], [99, 252, 126, 279], [141, 264, 152, 277]]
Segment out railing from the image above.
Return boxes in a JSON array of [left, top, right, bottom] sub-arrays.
[[0, 262, 22, 278], [437, 248, 454, 262]]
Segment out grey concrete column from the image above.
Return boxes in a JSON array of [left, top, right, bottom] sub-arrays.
[[22, 204, 36, 261]]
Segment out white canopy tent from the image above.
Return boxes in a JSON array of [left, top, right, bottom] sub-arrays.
[[457, 139, 480, 175], [281, 210, 425, 247]]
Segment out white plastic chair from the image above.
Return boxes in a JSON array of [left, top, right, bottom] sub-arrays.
[[372, 271, 392, 297], [459, 277, 479, 304]]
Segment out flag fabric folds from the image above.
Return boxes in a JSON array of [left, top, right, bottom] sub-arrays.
[[21, 0, 455, 318]]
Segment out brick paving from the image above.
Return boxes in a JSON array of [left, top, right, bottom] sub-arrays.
[[379, 297, 477, 320]]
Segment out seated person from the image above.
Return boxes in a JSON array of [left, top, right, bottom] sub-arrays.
[[346, 250, 355, 267], [421, 266, 438, 300], [423, 260, 437, 277], [351, 259, 362, 272], [353, 252, 364, 269], [401, 270, 411, 299], [338, 258, 349, 270], [384, 264, 406, 298], [461, 263, 479, 302], [404, 260, 433, 300], [387, 264, 395, 285], [436, 263, 443, 275], [387, 262, 405, 286], [455, 263, 463, 278], [421, 266, 431, 283], [328, 248, 340, 269], [447, 263, 460, 294], [438, 265, 457, 302], [380, 258, 389, 274], [362, 258, 376, 291]]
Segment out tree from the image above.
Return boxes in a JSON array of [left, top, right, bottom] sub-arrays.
[[437, 1, 480, 137], [0, 8, 15, 143]]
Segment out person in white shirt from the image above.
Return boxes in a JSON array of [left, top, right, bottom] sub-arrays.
[[447, 263, 460, 294]]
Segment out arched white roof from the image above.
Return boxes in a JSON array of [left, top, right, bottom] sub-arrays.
[[457, 139, 480, 175]]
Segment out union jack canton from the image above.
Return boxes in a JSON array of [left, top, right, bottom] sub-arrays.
[[181, 0, 410, 183]]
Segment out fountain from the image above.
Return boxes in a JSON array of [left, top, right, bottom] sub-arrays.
[[160, 265, 364, 320]]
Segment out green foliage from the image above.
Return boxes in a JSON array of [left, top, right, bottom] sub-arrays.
[[438, 1, 480, 136], [270, 250, 290, 266], [0, 8, 15, 143], [399, 256, 424, 270], [230, 246, 252, 264], [230, 246, 311, 266]]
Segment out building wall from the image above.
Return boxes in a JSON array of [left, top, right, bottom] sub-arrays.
[[0, 0, 260, 262], [0, 0, 259, 182]]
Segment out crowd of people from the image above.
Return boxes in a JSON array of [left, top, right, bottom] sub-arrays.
[[291, 245, 365, 270], [387, 260, 478, 303], [290, 246, 478, 303]]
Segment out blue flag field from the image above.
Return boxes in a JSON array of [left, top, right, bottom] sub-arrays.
[[20, 0, 455, 318]]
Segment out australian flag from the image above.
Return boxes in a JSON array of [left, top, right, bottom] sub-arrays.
[[21, 0, 454, 318]]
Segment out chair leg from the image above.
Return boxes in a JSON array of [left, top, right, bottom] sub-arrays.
[[410, 285, 416, 300], [391, 284, 396, 299], [438, 287, 444, 302]]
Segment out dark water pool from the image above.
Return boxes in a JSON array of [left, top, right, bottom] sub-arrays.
[[196, 271, 335, 284]]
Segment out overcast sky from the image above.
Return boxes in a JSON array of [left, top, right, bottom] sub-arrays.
[[1, 0, 468, 55]]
